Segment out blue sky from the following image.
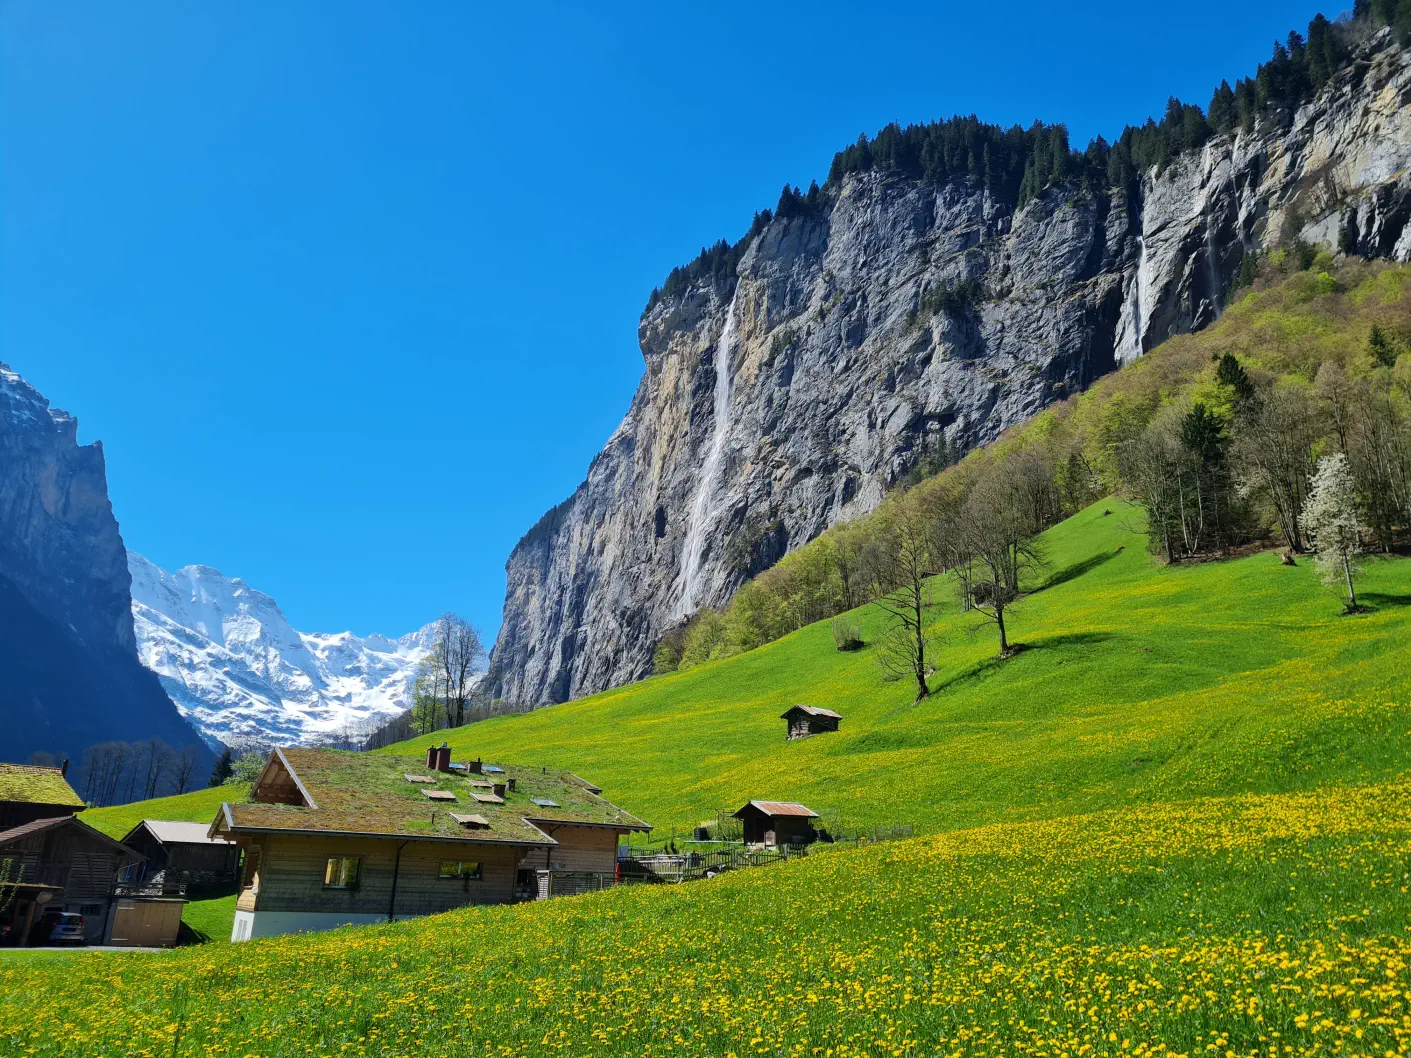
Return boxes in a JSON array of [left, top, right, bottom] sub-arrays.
[[1, 0, 1330, 641]]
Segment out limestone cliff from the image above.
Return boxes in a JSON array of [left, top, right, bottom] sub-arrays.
[[0, 364, 210, 770], [491, 30, 1411, 706]]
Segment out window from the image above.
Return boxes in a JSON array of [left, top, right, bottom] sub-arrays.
[[323, 856, 360, 889], [439, 860, 481, 880]]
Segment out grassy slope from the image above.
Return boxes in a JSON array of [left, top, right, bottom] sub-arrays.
[[78, 782, 247, 840], [387, 502, 1411, 836]]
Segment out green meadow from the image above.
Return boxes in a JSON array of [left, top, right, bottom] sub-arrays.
[[389, 500, 1411, 837]]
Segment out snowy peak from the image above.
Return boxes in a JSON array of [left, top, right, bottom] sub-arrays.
[[0, 361, 77, 437], [128, 552, 433, 749]]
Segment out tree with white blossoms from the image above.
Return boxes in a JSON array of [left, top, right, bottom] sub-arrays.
[[1299, 453, 1369, 613]]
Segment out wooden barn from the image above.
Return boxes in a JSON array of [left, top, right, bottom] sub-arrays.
[[119, 820, 241, 895], [211, 747, 651, 941], [732, 800, 820, 847], [0, 814, 141, 945], [781, 705, 842, 741]]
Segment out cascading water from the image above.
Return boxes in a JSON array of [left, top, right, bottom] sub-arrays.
[[674, 289, 739, 618], [1203, 146, 1225, 322], [1204, 201, 1223, 322], [1119, 232, 1149, 363]]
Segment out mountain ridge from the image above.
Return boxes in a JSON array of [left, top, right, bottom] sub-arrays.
[[128, 553, 435, 750]]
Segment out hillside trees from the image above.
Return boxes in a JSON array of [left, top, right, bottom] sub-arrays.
[[79, 738, 210, 807], [208, 748, 234, 788]]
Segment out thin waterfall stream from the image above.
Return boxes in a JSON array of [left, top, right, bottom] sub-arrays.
[[674, 288, 739, 618]]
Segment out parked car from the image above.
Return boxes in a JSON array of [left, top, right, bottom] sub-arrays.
[[34, 911, 86, 946]]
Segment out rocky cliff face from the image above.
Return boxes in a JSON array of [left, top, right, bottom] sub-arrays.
[[0, 363, 210, 771], [492, 31, 1411, 707]]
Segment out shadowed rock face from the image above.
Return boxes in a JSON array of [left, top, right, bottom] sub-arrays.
[[492, 30, 1411, 708], [0, 363, 211, 773]]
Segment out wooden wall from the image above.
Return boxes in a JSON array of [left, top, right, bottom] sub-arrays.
[[527, 824, 620, 873], [243, 834, 523, 918]]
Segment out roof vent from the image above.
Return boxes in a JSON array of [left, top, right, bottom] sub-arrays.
[[491, 782, 507, 799], [404, 773, 435, 784], [450, 813, 490, 830], [422, 789, 456, 802], [469, 791, 504, 805]]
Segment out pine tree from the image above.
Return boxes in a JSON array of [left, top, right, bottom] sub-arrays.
[[1369, 324, 1399, 367], [208, 748, 234, 787], [1217, 353, 1257, 404]]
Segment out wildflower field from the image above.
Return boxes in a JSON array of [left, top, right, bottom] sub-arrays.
[[3, 778, 1409, 1057]]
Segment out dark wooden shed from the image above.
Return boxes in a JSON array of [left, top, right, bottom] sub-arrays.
[[119, 820, 241, 895], [0, 814, 141, 945], [781, 705, 842, 741], [732, 801, 820, 847]]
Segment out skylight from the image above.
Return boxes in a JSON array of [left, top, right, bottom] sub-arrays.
[[531, 798, 560, 808]]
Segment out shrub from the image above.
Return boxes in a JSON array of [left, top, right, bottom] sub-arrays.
[[830, 616, 864, 652]]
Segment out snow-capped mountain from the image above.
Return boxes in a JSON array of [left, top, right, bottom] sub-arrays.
[[128, 552, 435, 749]]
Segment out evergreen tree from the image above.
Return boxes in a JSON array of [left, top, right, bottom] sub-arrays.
[[1369, 324, 1399, 367], [208, 747, 234, 787], [1217, 353, 1257, 404]]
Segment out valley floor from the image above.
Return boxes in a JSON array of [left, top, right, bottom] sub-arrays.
[[16, 502, 1408, 1056]]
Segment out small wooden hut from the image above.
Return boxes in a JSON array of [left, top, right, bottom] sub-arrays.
[[781, 705, 842, 741], [732, 801, 819, 846]]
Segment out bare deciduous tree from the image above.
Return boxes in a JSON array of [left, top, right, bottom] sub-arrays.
[[430, 613, 486, 729], [961, 461, 1045, 655], [1233, 382, 1318, 551], [861, 495, 940, 702], [171, 745, 201, 795]]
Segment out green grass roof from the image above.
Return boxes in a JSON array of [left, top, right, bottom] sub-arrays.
[[0, 764, 84, 808], [222, 749, 649, 845]]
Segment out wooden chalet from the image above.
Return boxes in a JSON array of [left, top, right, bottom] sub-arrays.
[[210, 746, 651, 942], [732, 800, 820, 847], [119, 820, 241, 894], [781, 705, 842, 741]]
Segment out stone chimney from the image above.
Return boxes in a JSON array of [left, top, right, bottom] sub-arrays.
[[428, 742, 452, 773]]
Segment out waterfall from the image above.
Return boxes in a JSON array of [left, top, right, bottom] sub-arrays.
[[1204, 200, 1223, 322], [1203, 146, 1225, 322], [1119, 233, 1149, 363], [674, 288, 739, 618]]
